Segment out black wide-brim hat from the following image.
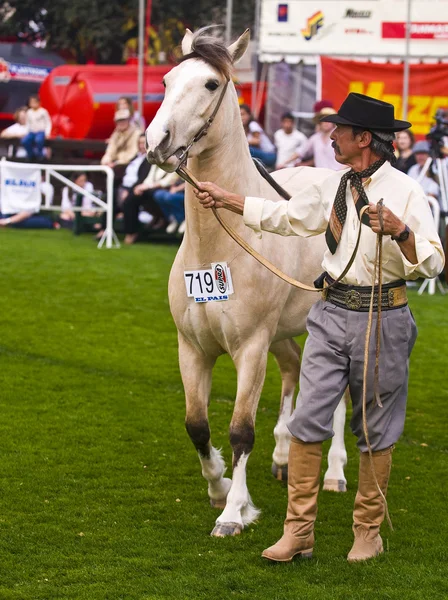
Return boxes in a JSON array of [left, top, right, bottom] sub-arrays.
[[320, 93, 411, 131]]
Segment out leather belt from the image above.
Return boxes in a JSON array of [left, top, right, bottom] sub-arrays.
[[322, 275, 407, 312]]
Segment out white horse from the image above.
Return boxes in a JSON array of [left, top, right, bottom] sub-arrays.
[[146, 28, 348, 537]]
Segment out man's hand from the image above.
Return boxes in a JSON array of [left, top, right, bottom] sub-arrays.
[[193, 182, 245, 215], [368, 202, 404, 237], [193, 182, 225, 209]]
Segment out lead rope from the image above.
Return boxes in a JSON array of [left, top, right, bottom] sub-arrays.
[[178, 164, 392, 529], [176, 164, 368, 292], [362, 198, 393, 530]]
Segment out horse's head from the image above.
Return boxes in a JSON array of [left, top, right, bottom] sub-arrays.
[[146, 28, 250, 172]]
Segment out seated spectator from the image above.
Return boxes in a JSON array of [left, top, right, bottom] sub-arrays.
[[1, 106, 28, 157], [96, 134, 151, 240], [100, 109, 142, 186], [394, 129, 416, 173], [123, 165, 179, 244], [120, 134, 151, 201], [116, 96, 145, 131], [0, 211, 54, 229], [274, 112, 307, 169], [60, 172, 96, 224], [240, 104, 276, 168], [282, 102, 344, 170], [153, 180, 186, 235], [407, 140, 440, 201], [0, 172, 55, 229], [21, 95, 52, 161], [41, 175, 54, 207]]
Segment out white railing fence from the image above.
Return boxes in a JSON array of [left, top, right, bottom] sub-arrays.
[[0, 159, 119, 249]]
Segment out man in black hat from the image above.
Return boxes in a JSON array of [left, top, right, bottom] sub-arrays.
[[193, 93, 444, 562]]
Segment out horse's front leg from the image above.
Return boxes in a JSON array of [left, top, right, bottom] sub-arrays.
[[270, 339, 301, 482], [323, 390, 349, 492], [211, 339, 268, 537], [179, 334, 232, 509]]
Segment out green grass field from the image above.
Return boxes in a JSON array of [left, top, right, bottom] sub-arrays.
[[0, 229, 447, 600]]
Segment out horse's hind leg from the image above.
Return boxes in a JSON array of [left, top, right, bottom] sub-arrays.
[[179, 334, 232, 508], [270, 339, 301, 482], [323, 390, 349, 492]]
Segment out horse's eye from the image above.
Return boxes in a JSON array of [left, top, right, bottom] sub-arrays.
[[205, 80, 219, 91]]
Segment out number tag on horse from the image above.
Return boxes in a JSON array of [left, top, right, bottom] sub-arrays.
[[184, 262, 234, 303]]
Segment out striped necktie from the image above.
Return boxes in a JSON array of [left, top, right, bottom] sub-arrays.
[[325, 159, 385, 254]]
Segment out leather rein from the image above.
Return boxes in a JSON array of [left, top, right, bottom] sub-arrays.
[[174, 80, 392, 527], [174, 78, 367, 292]]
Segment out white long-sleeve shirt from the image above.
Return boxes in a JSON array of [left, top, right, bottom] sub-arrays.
[[243, 161, 444, 285], [26, 107, 52, 137]]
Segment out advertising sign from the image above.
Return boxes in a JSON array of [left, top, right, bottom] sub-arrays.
[[260, 0, 448, 61]]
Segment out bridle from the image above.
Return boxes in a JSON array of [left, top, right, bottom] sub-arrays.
[[173, 79, 230, 167], [174, 76, 364, 293]]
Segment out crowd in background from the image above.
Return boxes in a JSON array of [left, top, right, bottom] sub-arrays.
[[0, 94, 446, 243]]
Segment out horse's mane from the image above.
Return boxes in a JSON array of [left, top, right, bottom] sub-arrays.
[[178, 27, 233, 81]]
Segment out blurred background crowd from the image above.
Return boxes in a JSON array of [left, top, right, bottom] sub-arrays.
[[0, 0, 447, 249], [1, 91, 446, 244]]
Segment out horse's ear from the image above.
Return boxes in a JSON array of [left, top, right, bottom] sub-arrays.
[[182, 29, 194, 55], [228, 29, 251, 64]]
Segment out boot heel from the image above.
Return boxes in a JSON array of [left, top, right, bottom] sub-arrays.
[[300, 549, 313, 559]]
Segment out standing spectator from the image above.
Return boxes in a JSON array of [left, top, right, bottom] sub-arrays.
[[116, 96, 145, 131], [1, 106, 28, 157], [282, 102, 344, 170], [240, 104, 276, 168], [407, 141, 440, 201], [60, 172, 96, 224], [394, 130, 416, 173], [21, 95, 52, 161], [122, 165, 179, 244], [274, 112, 307, 169]]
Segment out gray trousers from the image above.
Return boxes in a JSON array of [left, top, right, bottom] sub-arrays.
[[288, 299, 418, 452]]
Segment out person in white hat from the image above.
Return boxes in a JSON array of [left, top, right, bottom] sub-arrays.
[[100, 109, 142, 171], [407, 140, 440, 202]]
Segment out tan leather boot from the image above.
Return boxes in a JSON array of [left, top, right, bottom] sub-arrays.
[[262, 438, 322, 562], [347, 446, 393, 563]]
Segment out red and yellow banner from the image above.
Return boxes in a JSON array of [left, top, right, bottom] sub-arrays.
[[321, 56, 448, 136]]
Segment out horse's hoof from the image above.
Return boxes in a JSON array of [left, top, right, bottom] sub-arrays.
[[323, 478, 347, 493], [271, 462, 288, 482], [211, 522, 243, 537], [210, 498, 227, 510]]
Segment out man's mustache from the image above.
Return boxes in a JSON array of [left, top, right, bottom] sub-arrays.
[[332, 141, 341, 154]]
